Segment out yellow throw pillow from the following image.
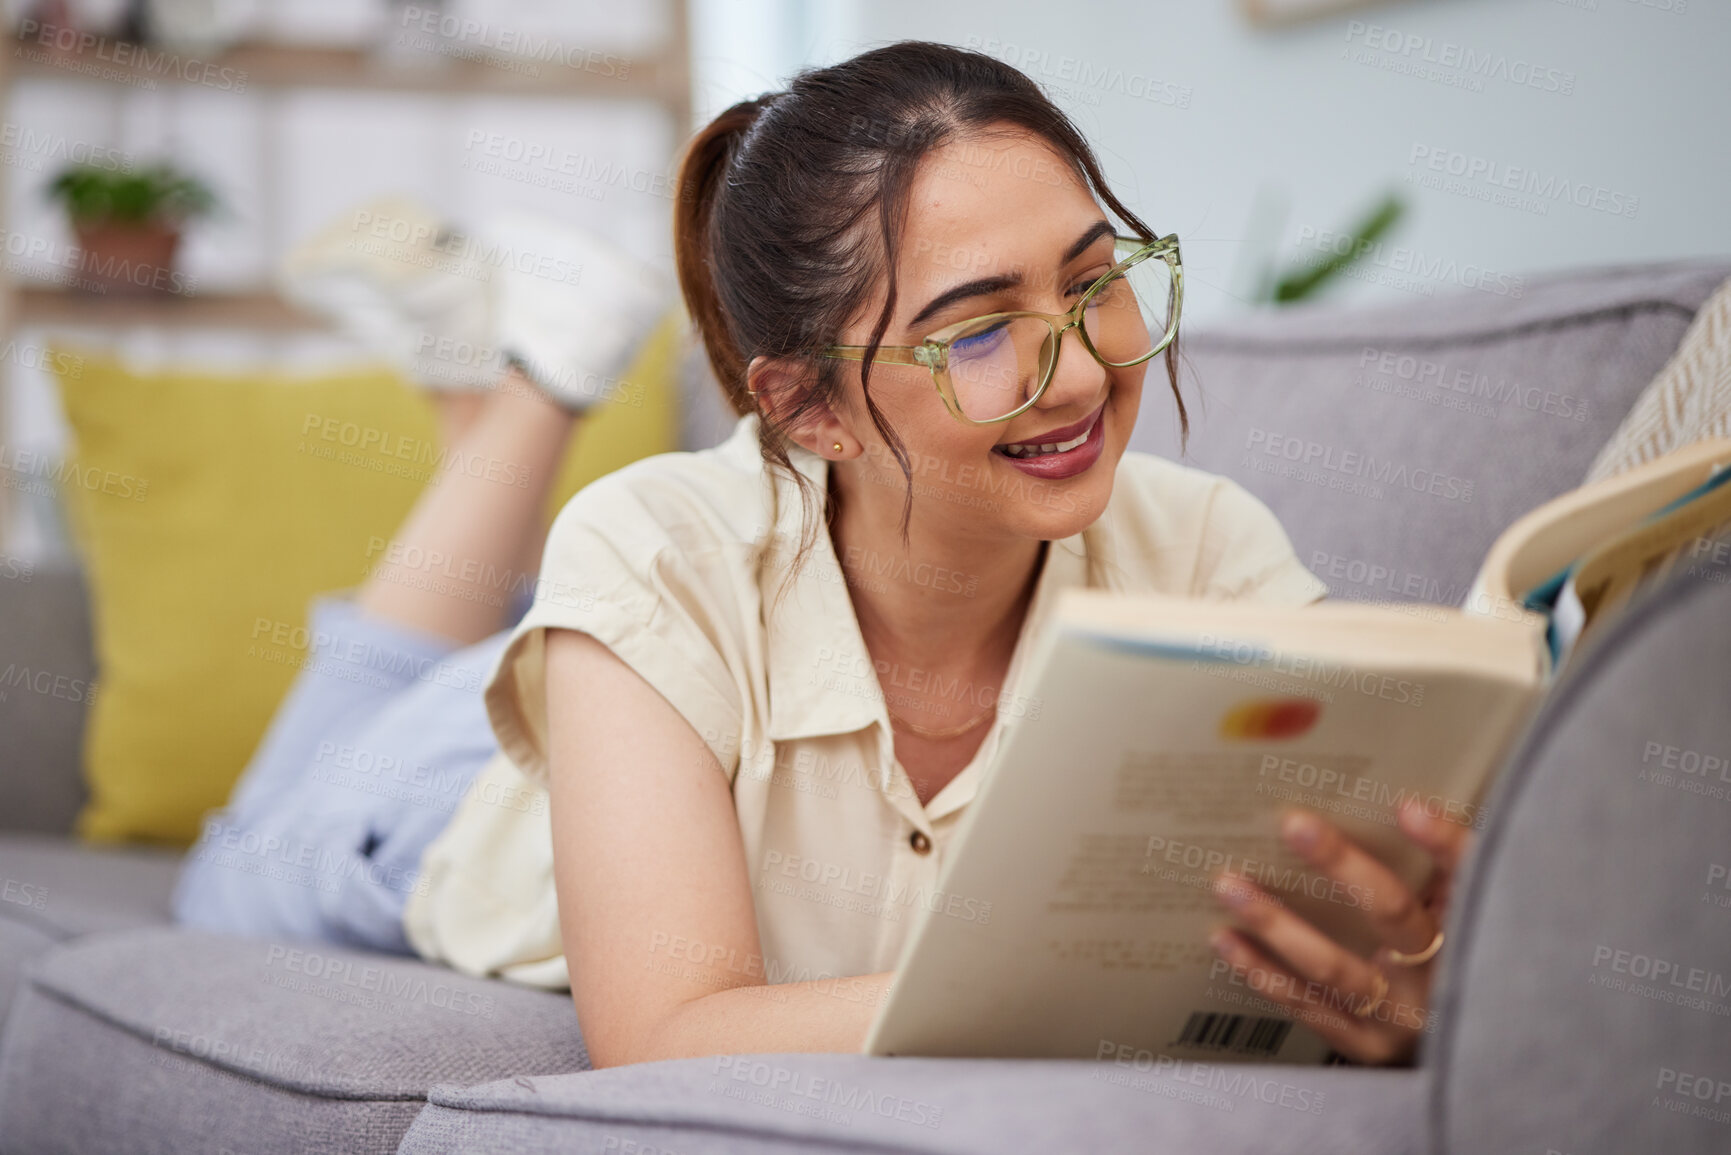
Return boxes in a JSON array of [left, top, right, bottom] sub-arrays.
[[52, 315, 679, 846]]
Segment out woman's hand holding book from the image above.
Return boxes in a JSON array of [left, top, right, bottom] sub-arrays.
[[1208, 800, 1471, 1065]]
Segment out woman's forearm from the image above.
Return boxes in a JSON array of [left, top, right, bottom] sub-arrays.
[[595, 971, 895, 1067]]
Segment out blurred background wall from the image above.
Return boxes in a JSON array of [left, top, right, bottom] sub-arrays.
[[699, 0, 1729, 320]]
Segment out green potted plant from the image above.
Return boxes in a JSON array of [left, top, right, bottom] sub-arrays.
[[47, 161, 217, 294]]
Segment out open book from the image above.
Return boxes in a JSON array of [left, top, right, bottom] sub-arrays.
[[864, 438, 1731, 1064]]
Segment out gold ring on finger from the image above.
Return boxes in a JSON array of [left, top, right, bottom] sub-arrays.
[[1386, 929, 1445, 968], [1352, 970, 1389, 1019]]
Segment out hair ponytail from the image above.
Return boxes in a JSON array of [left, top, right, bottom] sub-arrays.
[[674, 96, 774, 418]]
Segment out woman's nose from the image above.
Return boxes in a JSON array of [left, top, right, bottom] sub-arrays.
[[1035, 323, 1108, 414]]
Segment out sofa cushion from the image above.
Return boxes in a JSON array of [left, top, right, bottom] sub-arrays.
[[397, 1054, 1423, 1155], [51, 354, 437, 846], [1131, 261, 1731, 608], [0, 833, 180, 1024], [1430, 558, 1731, 1154], [0, 926, 586, 1155]]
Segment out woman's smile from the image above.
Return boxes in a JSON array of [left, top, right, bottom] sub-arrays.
[[991, 398, 1108, 480]]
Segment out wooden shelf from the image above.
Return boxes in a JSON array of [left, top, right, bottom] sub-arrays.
[[8, 35, 687, 105], [0, 8, 691, 553], [12, 285, 324, 331]]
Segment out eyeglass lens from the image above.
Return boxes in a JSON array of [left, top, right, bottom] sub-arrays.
[[942, 254, 1173, 421]]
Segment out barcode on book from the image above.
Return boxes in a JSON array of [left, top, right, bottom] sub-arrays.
[[1173, 1011, 1293, 1057]]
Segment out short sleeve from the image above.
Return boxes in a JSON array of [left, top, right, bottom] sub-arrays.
[[1192, 478, 1330, 606], [483, 470, 749, 787]]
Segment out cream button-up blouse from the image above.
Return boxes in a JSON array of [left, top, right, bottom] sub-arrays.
[[404, 414, 1328, 989]]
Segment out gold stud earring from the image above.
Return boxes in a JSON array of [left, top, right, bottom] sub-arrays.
[[832, 442, 843, 454]]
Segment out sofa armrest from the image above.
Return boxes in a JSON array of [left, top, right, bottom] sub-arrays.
[[0, 564, 94, 835]]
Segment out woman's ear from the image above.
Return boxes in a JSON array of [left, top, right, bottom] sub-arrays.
[[746, 355, 855, 459]]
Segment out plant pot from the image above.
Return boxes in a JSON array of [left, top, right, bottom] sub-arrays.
[[70, 220, 185, 295]]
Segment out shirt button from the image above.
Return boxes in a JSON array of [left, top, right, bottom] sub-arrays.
[[908, 830, 932, 855]]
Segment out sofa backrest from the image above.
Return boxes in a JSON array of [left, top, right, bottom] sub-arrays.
[[1130, 261, 1731, 606], [1428, 554, 1731, 1154]]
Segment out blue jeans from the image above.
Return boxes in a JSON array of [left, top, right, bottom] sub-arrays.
[[171, 595, 515, 954]]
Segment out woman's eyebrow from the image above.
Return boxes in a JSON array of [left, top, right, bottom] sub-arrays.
[[1061, 219, 1116, 265], [909, 273, 1020, 329], [907, 220, 1116, 329]]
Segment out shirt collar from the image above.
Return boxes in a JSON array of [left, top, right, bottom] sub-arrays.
[[758, 427, 880, 742], [921, 532, 1090, 822], [755, 419, 1096, 748]]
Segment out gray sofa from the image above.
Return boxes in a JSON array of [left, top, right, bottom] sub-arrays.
[[3, 262, 1729, 1154]]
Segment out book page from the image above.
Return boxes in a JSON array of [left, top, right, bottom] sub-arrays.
[[1470, 437, 1731, 616]]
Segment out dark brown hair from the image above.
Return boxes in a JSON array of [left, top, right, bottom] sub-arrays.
[[674, 40, 1185, 569]]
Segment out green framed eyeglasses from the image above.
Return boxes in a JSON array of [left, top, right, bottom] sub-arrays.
[[821, 233, 1183, 425]]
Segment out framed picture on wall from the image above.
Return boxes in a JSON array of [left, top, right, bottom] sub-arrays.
[[1239, 0, 1405, 26]]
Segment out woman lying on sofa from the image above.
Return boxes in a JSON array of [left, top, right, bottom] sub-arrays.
[[176, 40, 1468, 1069]]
